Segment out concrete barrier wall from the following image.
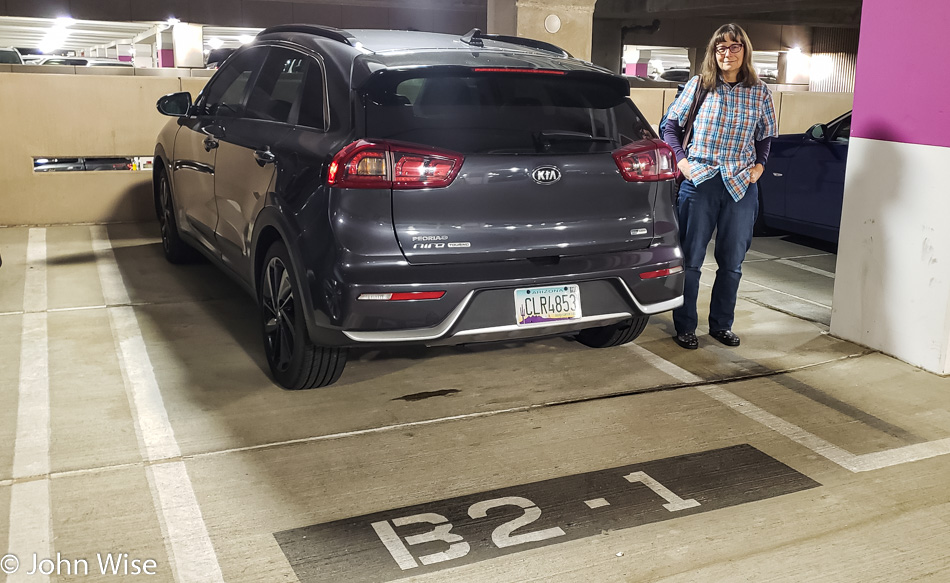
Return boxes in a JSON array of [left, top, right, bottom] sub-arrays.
[[0, 71, 210, 226], [0, 70, 850, 226]]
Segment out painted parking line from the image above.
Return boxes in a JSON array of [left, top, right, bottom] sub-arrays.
[[275, 445, 818, 583], [91, 226, 225, 583], [8, 228, 51, 583], [746, 249, 836, 278], [699, 269, 833, 310], [627, 343, 950, 473]]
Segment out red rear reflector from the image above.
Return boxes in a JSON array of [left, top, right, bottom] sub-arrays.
[[328, 140, 463, 189], [471, 68, 566, 75], [357, 291, 446, 301], [639, 266, 684, 280], [613, 139, 677, 182]]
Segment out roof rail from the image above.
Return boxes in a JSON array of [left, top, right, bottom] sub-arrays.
[[481, 34, 571, 58], [257, 24, 356, 46]]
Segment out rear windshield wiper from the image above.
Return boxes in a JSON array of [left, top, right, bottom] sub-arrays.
[[535, 130, 614, 143]]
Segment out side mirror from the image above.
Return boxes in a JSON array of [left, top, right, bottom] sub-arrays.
[[807, 123, 828, 142], [157, 92, 193, 117]]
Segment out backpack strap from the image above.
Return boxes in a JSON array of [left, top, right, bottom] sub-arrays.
[[681, 78, 709, 153]]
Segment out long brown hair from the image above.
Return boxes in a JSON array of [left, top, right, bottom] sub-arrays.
[[699, 23, 760, 90]]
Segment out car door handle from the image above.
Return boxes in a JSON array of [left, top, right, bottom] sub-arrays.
[[203, 137, 218, 151], [254, 148, 276, 166]]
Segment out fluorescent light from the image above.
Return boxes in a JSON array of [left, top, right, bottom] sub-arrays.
[[40, 17, 74, 54], [238, 35, 254, 45], [811, 54, 834, 82], [208, 37, 224, 49]]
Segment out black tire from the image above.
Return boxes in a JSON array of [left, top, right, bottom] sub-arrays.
[[156, 168, 196, 264], [259, 242, 347, 389], [576, 316, 649, 348]]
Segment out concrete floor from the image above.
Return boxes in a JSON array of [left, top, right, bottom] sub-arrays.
[[1, 223, 949, 582]]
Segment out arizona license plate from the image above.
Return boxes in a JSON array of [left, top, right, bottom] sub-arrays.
[[514, 284, 582, 326]]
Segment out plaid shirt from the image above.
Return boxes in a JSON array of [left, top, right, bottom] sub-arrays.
[[668, 75, 777, 201]]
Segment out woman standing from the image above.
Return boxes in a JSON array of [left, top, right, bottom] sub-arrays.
[[663, 23, 777, 349]]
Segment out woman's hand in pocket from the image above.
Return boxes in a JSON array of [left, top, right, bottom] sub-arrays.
[[750, 163, 765, 183], [677, 158, 692, 180]]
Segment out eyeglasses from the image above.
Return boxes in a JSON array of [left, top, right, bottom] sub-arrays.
[[716, 44, 744, 55]]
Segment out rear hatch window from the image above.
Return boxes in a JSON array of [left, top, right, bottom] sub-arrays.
[[363, 70, 653, 154]]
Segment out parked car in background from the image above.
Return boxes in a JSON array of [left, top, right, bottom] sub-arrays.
[[0, 47, 23, 64], [34, 56, 132, 67], [34, 157, 133, 172], [153, 25, 684, 389], [658, 68, 690, 82], [756, 111, 851, 244]]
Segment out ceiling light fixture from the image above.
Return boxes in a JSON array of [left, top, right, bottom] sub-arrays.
[[39, 17, 74, 54], [208, 37, 224, 49]]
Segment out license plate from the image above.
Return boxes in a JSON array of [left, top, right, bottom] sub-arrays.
[[514, 284, 582, 326]]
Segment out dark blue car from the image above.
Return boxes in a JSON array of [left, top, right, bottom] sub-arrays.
[[756, 110, 851, 243]]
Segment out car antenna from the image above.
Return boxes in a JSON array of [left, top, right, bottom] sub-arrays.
[[460, 28, 484, 47]]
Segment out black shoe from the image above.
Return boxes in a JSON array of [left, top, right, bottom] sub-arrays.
[[673, 332, 699, 350], [709, 329, 740, 346]]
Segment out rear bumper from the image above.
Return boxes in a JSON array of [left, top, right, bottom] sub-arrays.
[[304, 245, 684, 347], [343, 280, 682, 346]]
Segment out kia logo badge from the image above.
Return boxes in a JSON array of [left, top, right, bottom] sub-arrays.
[[531, 166, 561, 185]]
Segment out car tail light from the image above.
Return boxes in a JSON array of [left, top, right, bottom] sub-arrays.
[[357, 291, 446, 301], [639, 265, 684, 280], [328, 140, 463, 190], [613, 139, 677, 182]]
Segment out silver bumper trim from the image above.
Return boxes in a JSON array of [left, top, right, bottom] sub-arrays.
[[342, 291, 475, 342]]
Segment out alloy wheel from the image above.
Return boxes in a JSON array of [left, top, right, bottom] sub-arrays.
[[262, 256, 297, 372]]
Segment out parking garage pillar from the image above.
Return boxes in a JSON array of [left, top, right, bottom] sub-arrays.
[[830, 0, 950, 373], [487, 0, 598, 61]]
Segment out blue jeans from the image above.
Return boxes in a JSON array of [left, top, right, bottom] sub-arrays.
[[672, 176, 758, 334]]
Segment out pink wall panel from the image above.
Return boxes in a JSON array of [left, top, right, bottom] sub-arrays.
[[852, 0, 950, 148]]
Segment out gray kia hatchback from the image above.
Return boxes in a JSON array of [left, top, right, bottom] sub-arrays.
[[154, 25, 684, 389]]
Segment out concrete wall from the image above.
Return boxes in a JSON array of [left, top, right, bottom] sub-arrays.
[[0, 71, 209, 226], [830, 0, 950, 374], [629, 87, 852, 135]]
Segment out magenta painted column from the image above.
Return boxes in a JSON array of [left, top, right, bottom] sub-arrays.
[[831, 0, 950, 372], [157, 48, 175, 68]]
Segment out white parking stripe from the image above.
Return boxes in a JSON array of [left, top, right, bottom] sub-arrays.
[[8, 228, 51, 583], [627, 343, 950, 473], [22, 228, 47, 313], [746, 249, 836, 278], [775, 258, 835, 279], [699, 270, 833, 309], [93, 227, 225, 583], [90, 226, 131, 306], [7, 480, 51, 583]]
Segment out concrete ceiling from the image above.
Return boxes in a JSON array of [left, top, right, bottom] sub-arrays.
[[595, 0, 863, 27], [0, 16, 155, 52], [0, 0, 863, 53]]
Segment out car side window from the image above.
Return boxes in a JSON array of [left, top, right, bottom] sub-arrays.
[[201, 48, 267, 118], [244, 48, 308, 124], [297, 58, 326, 130], [833, 117, 851, 142]]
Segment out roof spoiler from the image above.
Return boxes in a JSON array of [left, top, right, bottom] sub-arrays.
[[257, 24, 356, 46], [460, 28, 571, 58]]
